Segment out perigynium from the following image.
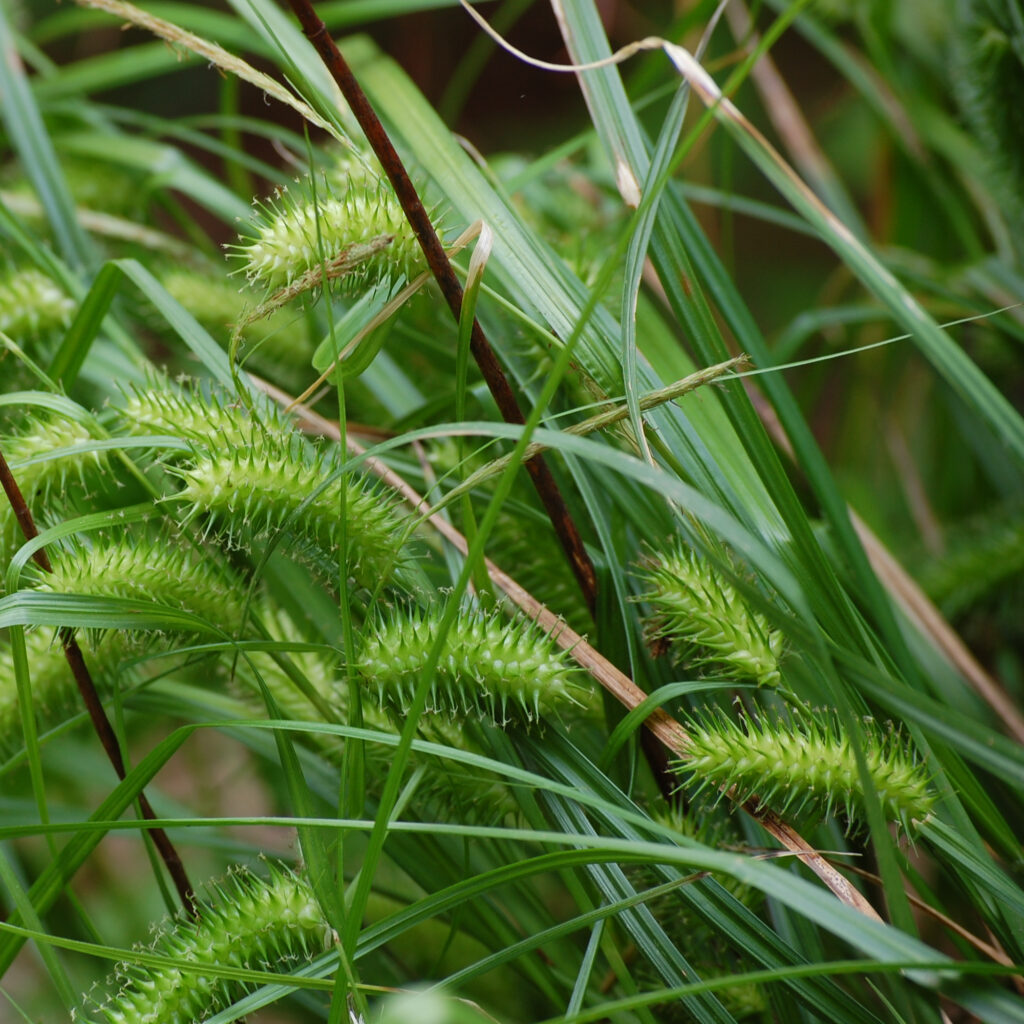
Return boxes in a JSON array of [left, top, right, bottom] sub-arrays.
[[634, 541, 784, 688], [83, 863, 330, 1024], [679, 706, 934, 831]]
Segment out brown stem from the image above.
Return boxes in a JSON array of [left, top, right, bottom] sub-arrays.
[[0, 448, 197, 919], [280, 0, 598, 617]]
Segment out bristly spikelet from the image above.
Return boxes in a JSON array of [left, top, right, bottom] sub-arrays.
[[679, 707, 934, 831], [229, 160, 427, 295], [31, 534, 249, 639], [1, 412, 107, 577], [2, 536, 249, 758], [2, 411, 105, 501], [0, 629, 87, 758], [0, 267, 75, 337], [84, 863, 330, 1024], [634, 543, 783, 687], [111, 377, 291, 453], [169, 428, 417, 594], [353, 602, 585, 724]]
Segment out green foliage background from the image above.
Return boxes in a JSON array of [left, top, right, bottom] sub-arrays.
[[1, 0, 1023, 1021]]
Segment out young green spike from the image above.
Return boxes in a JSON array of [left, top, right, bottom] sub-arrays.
[[170, 426, 418, 594], [84, 863, 330, 1024], [229, 161, 427, 296], [634, 542, 784, 687], [679, 707, 934, 831], [353, 602, 585, 725], [0, 267, 74, 337]]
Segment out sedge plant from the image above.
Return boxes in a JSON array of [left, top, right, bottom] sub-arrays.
[[1, 1, 1023, 1023]]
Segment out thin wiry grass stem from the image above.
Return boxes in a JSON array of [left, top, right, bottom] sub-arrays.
[[0, 447, 197, 919]]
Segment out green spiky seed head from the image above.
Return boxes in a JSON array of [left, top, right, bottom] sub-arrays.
[[2, 412, 105, 501], [679, 707, 934, 831], [230, 167, 426, 295], [112, 377, 291, 453], [0, 628, 107, 758], [85, 863, 330, 1024], [1, 413, 107, 579], [5, 534, 247, 758], [353, 603, 585, 724], [634, 543, 784, 687], [170, 427, 417, 594], [33, 534, 249, 638], [0, 267, 75, 337]]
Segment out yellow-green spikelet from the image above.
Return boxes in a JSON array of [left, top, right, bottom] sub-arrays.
[[87, 864, 330, 1024], [354, 603, 584, 724]]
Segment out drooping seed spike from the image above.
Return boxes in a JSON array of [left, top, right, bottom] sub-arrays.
[[84, 863, 330, 1024], [677, 706, 934, 831], [634, 541, 785, 687], [352, 601, 586, 726]]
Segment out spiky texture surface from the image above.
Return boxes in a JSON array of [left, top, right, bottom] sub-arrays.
[[85, 863, 330, 1024], [0, 267, 74, 337], [680, 708, 934, 831], [1, 413, 106, 577], [112, 379, 290, 453], [171, 427, 416, 594], [234, 605, 522, 823], [2, 536, 249, 756], [354, 603, 583, 724], [0, 628, 106, 758], [230, 168, 426, 295], [2, 412, 105, 501], [635, 544, 783, 687], [35, 535, 249, 637]]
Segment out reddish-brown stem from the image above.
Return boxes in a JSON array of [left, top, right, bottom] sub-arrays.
[[0, 449, 197, 919], [281, 0, 598, 616]]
